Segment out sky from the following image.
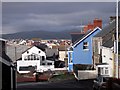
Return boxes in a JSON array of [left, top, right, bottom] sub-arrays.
[[2, 2, 116, 34]]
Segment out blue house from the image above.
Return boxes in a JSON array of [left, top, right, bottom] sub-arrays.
[[68, 27, 101, 72]]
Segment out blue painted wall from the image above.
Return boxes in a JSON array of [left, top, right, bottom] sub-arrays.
[[68, 28, 101, 71], [73, 28, 101, 64], [68, 51, 73, 71]]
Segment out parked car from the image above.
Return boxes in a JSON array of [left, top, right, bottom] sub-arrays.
[[93, 75, 110, 90]]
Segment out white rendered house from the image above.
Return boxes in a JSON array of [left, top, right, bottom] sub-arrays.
[[17, 46, 54, 73], [96, 45, 114, 77]]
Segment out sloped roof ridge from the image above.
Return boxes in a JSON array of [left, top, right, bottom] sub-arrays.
[[73, 27, 101, 47]]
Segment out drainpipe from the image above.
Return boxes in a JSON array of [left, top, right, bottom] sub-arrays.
[[113, 49, 115, 77], [116, 0, 119, 78]]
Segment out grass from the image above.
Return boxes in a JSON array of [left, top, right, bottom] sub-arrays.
[[49, 72, 75, 82], [16, 71, 75, 82]]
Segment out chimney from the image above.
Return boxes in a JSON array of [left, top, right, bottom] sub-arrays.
[[87, 23, 94, 30], [83, 25, 88, 33], [83, 18, 102, 33], [93, 18, 102, 29], [83, 23, 94, 33]]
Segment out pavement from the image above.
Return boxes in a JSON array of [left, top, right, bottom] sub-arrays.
[[17, 79, 94, 90]]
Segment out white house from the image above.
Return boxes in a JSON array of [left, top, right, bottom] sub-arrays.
[[17, 46, 54, 74], [19, 40, 27, 45], [96, 39, 114, 77], [58, 45, 69, 61]]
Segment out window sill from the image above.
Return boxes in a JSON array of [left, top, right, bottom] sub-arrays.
[[69, 63, 73, 64], [83, 49, 89, 51]]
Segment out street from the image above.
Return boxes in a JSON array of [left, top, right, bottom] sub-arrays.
[[17, 79, 94, 90]]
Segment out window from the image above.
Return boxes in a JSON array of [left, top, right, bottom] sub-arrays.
[[28, 55, 30, 60], [103, 55, 106, 57], [99, 67, 109, 75], [105, 67, 109, 75], [101, 67, 104, 74], [24, 56, 28, 60], [69, 52, 72, 63], [19, 66, 36, 71], [83, 42, 89, 50], [109, 58, 112, 60], [36, 56, 39, 60], [42, 63, 45, 65], [47, 63, 52, 65], [38, 51, 41, 53], [98, 67, 101, 75], [24, 58, 27, 60], [31, 55, 34, 60], [24, 54, 41, 60], [33, 55, 36, 60], [42, 56, 45, 61], [27, 51, 29, 54], [19, 66, 29, 71]]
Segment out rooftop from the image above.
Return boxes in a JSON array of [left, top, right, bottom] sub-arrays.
[[94, 19, 116, 37], [102, 38, 113, 48]]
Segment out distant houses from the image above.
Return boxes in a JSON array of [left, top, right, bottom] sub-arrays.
[[5, 38, 70, 75]]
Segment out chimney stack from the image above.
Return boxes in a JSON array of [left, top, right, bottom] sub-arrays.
[[83, 18, 102, 33], [93, 18, 102, 28]]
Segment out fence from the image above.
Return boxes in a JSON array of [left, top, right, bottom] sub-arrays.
[[77, 70, 97, 80]]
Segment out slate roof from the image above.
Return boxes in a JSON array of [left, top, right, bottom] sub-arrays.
[[7, 45, 29, 61], [102, 38, 113, 48], [70, 33, 85, 45], [45, 48, 58, 57], [94, 20, 116, 37], [73, 27, 101, 47], [73, 31, 91, 46], [0, 52, 12, 62], [35, 44, 48, 51]]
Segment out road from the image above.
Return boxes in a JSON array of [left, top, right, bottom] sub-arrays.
[[17, 79, 94, 90]]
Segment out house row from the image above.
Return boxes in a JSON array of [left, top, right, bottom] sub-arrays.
[[7, 38, 71, 47], [6, 39, 70, 62], [67, 17, 120, 79]]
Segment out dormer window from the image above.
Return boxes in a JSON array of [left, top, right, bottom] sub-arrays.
[[83, 42, 89, 50], [42, 56, 45, 61], [103, 55, 106, 57], [27, 51, 29, 54], [38, 51, 41, 53], [109, 58, 112, 60]]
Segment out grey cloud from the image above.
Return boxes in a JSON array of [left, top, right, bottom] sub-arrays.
[[2, 2, 116, 34]]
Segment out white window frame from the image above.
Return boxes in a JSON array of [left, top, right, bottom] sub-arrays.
[[83, 42, 89, 50], [100, 67, 109, 75]]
